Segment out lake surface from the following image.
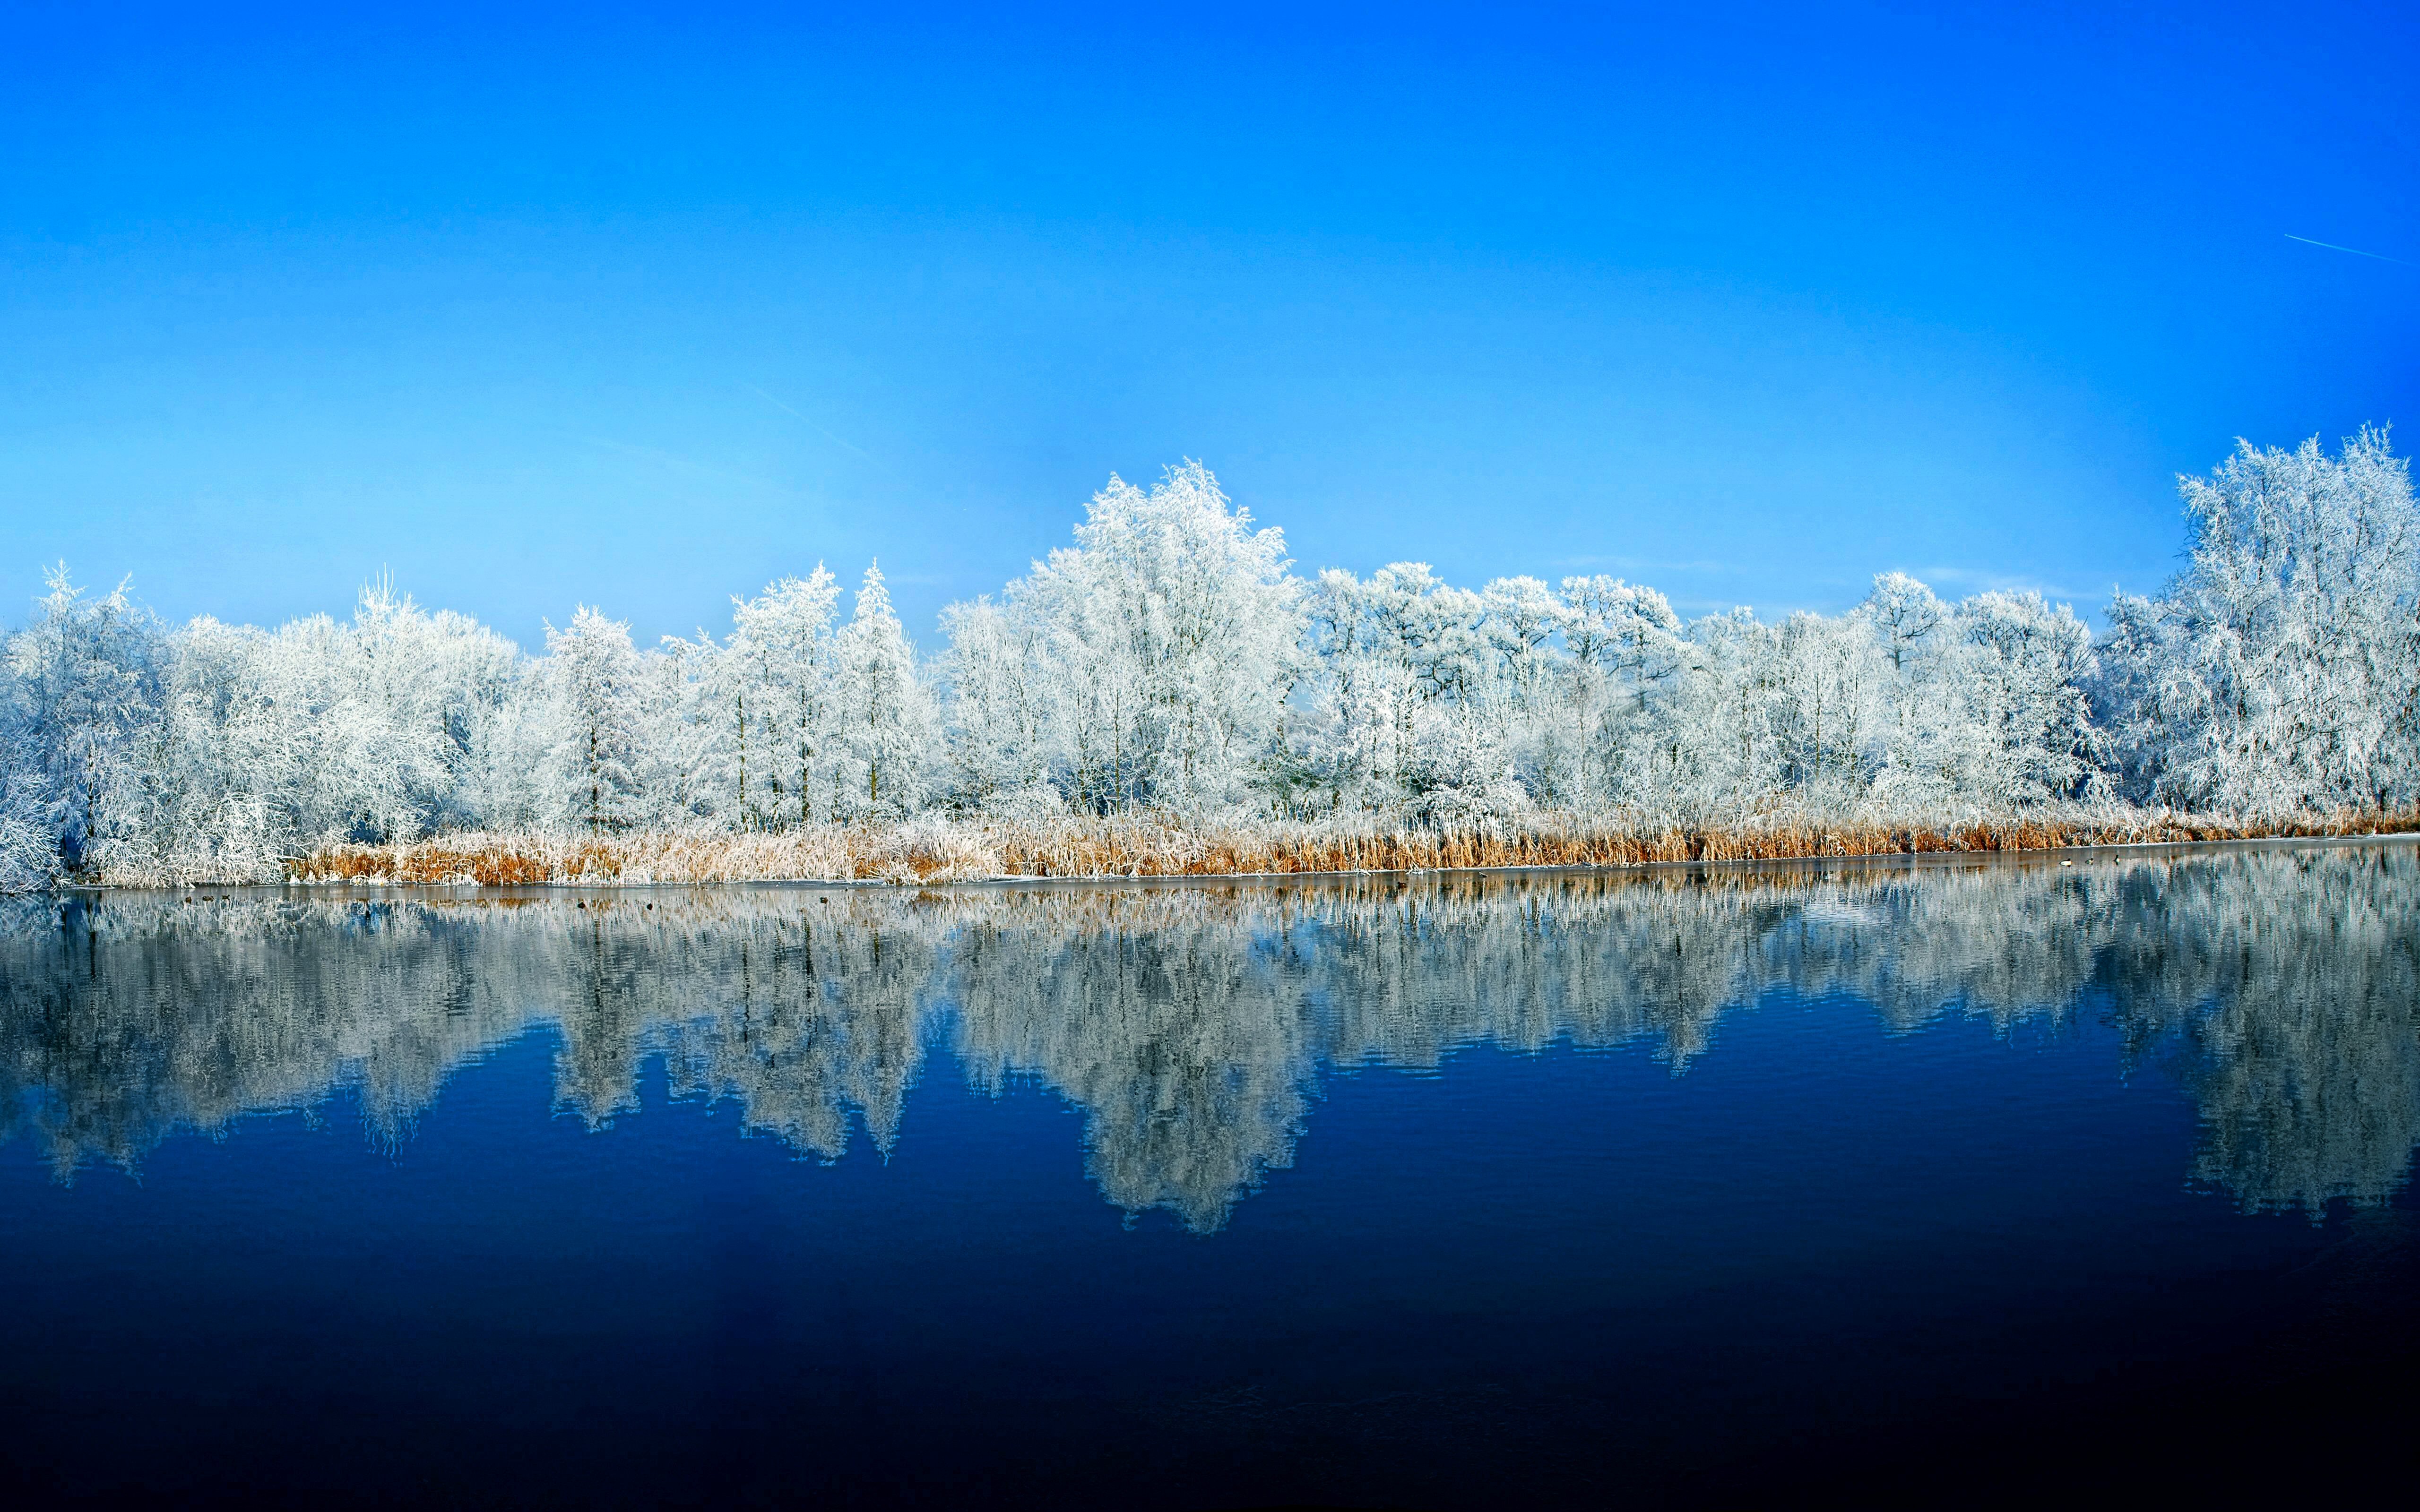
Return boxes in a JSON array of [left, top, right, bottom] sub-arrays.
[[5, 842, 2420, 1507]]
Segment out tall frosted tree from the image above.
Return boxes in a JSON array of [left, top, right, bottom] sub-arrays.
[[290, 577, 522, 844], [1360, 564, 1499, 808], [1009, 463, 1298, 813], [1656, 608, 1789, 819], [1951, 590, 2099, 807], [2098, 429, 2419, 816], [724, 569, 841, 827], [1558, 575, 1686, 803], [1290, 563, 1502, 810], [0, 653, 53, 888], [937, 595, 1058, 810], [546, 606, 647, 834], [639, 632, 720, 829], [1772, 609, 1884, 806], [3, 567, 168, 873], [1863, 571, 1948, 677], [834, 563, 935, 816], [133, 615, 294, 879], [1283, 568, 1398, 808]]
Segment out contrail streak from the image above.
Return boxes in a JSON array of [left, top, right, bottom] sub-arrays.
[[744, 383, 873, 458], [2284, 233, 2413, 266]]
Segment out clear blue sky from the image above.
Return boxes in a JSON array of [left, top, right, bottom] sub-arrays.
[[3, 1, 2414, 649]]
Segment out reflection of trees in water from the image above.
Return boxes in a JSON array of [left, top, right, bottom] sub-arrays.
[[954, 899, 1316, 1232], [2099, 849, 2420, 1211], [0, 896, 550, 1177], [656, 896, 940, 1159], [2, 842, 2416, 1227]]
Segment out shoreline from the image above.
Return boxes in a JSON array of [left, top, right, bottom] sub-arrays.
[[47, 821, 2420, 896]]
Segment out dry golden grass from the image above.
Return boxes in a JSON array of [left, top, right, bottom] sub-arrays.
[[289, 827, 855, 886], [279, 806, 2420, 888]]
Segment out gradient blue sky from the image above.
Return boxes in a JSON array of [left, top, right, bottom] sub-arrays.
[[3, 1, 2415, 648]]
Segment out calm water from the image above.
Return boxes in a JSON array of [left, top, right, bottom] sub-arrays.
[[5, 842, 2420, 1507]]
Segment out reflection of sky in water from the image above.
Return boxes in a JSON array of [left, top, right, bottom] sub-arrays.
[[5, 841, 2416, 1230], [7, 845, 2420, 1507]]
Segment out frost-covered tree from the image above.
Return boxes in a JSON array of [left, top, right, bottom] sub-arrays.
[[995, 462, 1296, 813], [2096, 429, 2420, 815], [1951, 590, 2099, 806], [723, 569, 841, 828], [637, 633, 719, 830], [1658, 608, 1789, 819], [4, 567, 168, 874], [937, 595, 1058, 812], [1480, 575, 1576, 802], [1772, 609, 1885, 806], [1280, 568, 1398, 809], [133, 616, 294, 878], [291, 578, 523, 844], [1292, 563, 1508, 812], [1558, 575, 1686, 803], [833, 563, 936, 816], [1864, 571, 1948, 676], [546, 607, 647, 834], [5, 435, 2418, 892], [0, 655, 55, 889], [1855, 573, 1957, 808], [1481, 576, 1569, 714]]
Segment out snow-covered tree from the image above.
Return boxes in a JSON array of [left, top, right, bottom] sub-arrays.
[[937, 595, 1058, 811], [723, 569, 842, 828], [0, 654, 55, 889], [1863, 571, 1948, 676], [133, 616, 294, 879], [1951, 590, 2099, 806], [1007, 463, 1298, 813], [4, 566, 168, 874], [637, 632, 719, 830], [295, 578, 522, 844], [1772, 609, 1884, 806], [3, 435, 2415, 892], [1292, 563, 1506, 810], [833, 563, 936, 816], [1854, 573, 1957, 808], [1558, 575, 1686, 803], [545, 606, 647, 834], [2096, 428, 2420, 815]]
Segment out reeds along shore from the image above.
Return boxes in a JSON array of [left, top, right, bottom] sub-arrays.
[[270, 808, 2420, 888]]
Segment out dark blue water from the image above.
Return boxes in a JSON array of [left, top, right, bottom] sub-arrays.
[[5, 845, 2419, 1507]]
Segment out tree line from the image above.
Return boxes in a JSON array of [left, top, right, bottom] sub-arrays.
[[1, 430, 2413, 887]]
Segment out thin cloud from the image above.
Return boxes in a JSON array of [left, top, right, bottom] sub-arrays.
[[744, 383, 874, 460], [2284, 233, 2413, 267], [577, 437, 794, 494]]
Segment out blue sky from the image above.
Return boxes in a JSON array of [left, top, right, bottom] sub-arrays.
[[3, 1, 2414, 648]]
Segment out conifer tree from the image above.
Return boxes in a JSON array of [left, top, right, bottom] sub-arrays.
[[726, 569, 840, 827], [834, 563, 935, 815], [546, 607, 646, 834]]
